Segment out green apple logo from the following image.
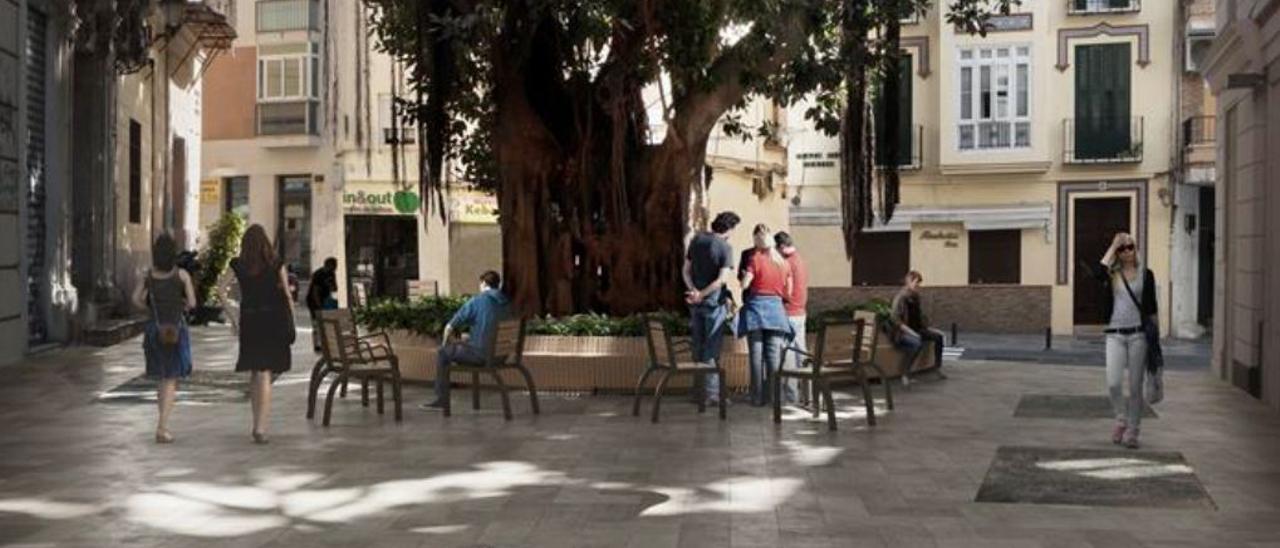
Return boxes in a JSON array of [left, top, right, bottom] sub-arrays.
[[393, 191, 421, 214]]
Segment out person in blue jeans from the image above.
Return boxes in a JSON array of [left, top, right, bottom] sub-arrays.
[[891, 270, 947, 386], [423, 271, 511, 409], [683, 211, 741, 407]]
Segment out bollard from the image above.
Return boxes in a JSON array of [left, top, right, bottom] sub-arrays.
[[1045, 327, 1052, 350], [951, 323, 958, 346]]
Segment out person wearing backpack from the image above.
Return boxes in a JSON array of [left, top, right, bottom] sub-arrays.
[[130, 233, 197, 444], [1091, 232, 1161, 449]]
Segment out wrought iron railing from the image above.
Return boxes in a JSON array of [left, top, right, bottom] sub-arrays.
[[1182, 115, 1216, 147], [1067, 0, 1141, 15], [1063, 117, 1144, 164], [876, 124, 924, 171]]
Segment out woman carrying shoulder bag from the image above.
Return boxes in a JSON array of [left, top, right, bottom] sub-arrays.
[[219, 224, 296, 444], [1091, 232, 1160, 449], [130, 234, 197, 444]]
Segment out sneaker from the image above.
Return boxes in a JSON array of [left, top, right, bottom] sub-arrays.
[[419, 400, 447, 410], [1111, 423, 1127, 445], [1122, 430, 1140, 449]]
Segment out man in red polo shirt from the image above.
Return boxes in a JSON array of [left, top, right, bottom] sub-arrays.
[[775, 231, 808, 404]]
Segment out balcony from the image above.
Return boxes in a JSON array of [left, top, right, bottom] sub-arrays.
[[876, 125, 924, 171], [1182, 115, 1216, 176], [1063, 117, 1144, 164], [257, 100, 319, 138], [256, 0, 319, 33], [1067, 0, 1140, 15], [383, 127, 417, 145]]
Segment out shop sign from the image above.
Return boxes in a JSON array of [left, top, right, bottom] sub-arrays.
[[920, 230, 960, 248], [199, 180, 221, 205], [450, 189, 498, 224], [343, 185, 422, 215]]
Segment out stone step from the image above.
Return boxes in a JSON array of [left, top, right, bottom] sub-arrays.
[[83, 316, 148, 347]]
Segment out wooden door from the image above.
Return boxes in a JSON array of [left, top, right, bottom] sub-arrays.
[[1073, 197, 1131, 325]]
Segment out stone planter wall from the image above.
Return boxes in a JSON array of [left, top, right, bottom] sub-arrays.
[[384, 329, 933, 393]]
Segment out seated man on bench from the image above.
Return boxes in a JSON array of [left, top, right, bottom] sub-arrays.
[[422, 270, 511, 409], [890, 270, 946, 384]]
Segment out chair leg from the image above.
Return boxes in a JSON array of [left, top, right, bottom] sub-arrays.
[[307, 359, 328, 419], [697, 383, 707, 414], [471, 372, 481, 410], [391, 365, 403, 422], [718, 368, 727, 421], [323, 373, 346, 427], [870, 364, 894, 410], [361, 379, 370, 407], [856, 368, 876, 427], [490, 370, 512, 421], [376, 378, 385, 415], [651, 370, 674, 424], [442, 369, 452, 418], [632, 366, 657, 417], [514, 364, 540, 415], [340, 378, 348, 398], [821, 379, 837, 432]]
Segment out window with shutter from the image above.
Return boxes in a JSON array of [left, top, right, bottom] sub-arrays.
[[1074, 43, 1131, 160], [875, 55, 914, 166]]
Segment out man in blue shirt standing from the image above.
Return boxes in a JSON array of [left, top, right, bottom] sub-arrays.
[[683, 211, 740, 407], [423, 271, 511, 409]]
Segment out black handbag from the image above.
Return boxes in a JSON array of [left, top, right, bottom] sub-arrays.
[[1119, 271, 1164, 373]]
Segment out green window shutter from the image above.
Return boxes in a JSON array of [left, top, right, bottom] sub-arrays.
[[1075, 44, 1131, 160], [875, 55, 913, 166], [1075, 0, 1089, 10], [1109, 0, 1131, 9]]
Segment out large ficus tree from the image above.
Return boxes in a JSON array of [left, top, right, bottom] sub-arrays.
[[366, 0, 1014, 316]]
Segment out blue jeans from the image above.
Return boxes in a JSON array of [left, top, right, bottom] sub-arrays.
[[747, 330, 786, 406], [434, 343, 487, 400], [896, 328, 945, 375], [782, 316, 806, 402], [689, 303, 727, 401]]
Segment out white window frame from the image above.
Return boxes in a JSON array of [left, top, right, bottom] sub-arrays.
[[956, 44, 1032, 152], [256, 43, 320, 102]]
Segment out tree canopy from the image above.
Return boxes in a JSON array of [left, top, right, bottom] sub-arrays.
[[365, 0, 1016, 315]]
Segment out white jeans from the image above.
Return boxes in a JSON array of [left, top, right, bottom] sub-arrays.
[[1105, 332, 1147, 431]]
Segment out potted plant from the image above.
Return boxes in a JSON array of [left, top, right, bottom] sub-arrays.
[[192, 212, 246, 325]]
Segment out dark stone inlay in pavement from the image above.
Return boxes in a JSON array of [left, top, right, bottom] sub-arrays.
[[1014, 394, 1156, 419], [975, 446, 1216, 509], [96, 371, 250, 404]]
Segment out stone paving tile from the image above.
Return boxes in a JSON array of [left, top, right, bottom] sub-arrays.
[[0, 325, 1279, 546]]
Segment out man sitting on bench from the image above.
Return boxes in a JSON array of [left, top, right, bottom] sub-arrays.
[[890, 270, 947, 385], [422, 271, 511, 409]]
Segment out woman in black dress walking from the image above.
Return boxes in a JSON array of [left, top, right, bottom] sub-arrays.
[[220, 225, 295, 443]]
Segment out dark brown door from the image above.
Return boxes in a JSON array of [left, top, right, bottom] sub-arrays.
[[852, 232, 910, 286], [1073, 197, 1131, 325]]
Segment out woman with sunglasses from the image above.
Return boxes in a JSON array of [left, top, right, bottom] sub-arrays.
[[1093, 232, 1159, 449]]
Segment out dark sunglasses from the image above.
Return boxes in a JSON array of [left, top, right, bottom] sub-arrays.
[[1117, 244, 1135, 252]]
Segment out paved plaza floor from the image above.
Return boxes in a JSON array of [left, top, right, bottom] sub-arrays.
[[1, 325, 1279, 547]]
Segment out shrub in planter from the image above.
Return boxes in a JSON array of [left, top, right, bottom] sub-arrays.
[[806, 298, 893, 332], [192, 212, 246, 324], [354, 295, 690, 339]]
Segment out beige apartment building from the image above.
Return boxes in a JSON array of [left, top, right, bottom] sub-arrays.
[[788, 0, 1187, 337], [1203, 0, 1280, 411], [200, 1, 789, 304]]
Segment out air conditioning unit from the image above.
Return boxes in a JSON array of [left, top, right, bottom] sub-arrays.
[[1185, 29, 1215, 73]]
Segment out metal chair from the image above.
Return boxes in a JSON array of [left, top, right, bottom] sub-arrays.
[[315, 310, 403, 426], [633, 315, 726, 423], [439, 319, 539, 420], [773, 311, 893, 431]]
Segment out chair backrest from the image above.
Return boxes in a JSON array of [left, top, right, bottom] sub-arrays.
[[487, 319, 525, 366], [643, 317, 676, 368], [318, 310, 357, 365], [852, 310, 880, 364], [814, 317, 858, 365]]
